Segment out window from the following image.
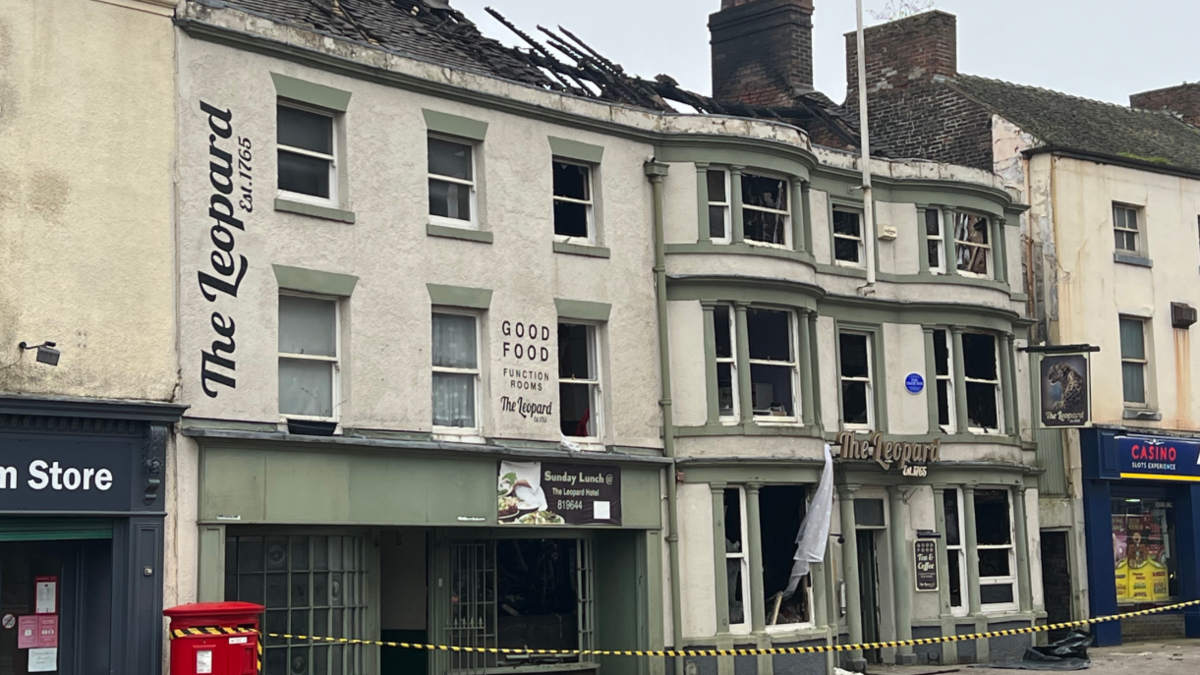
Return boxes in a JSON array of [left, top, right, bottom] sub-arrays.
[[724, 488, 751, 632], [428, 136, 476, 227], [277, 103, 337, 204], [1113, 204, 1140, 253], [933, 329, 955, 432], [741, 173, 789, 246], [839, 332, 873, 429], [225, 534, 368, 675], [432, 312, 480, 431], [975, 489, 1018, 610], [708, 169, 732, 242], [748, 308, 798, 421], [559, 323, 601, 439], [1112, 497, 1179, 604], [553, 160, 594, 241], [953, 211, 991, 276], [926, 208, 946, 273], [279, 295, 339, 419], [942, 490, 967, 615], [714, 305, 738, 420], [833, 207, 864, 265], [962, 333, 1001, 432], [760, 486, 813, 629], [1120, 316, 1148, 405]]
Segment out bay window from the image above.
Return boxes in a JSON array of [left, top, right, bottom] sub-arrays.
[[963, 332, 1001, 432], [714, 305, 738, 420], [933, 329, 955, 433], [708, 168, 732, 242], [953, 211, 991, 277], [975, 489, 1018, 610], [748, 308, 798, 421], [723, 487, 751, 632], [741, 173, 789, 246]]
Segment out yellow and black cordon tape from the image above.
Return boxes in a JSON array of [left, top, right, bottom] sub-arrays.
[[170, 625, 262, 670], [172, 598, 1200, 659]]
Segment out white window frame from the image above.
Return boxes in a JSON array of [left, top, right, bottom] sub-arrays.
[[749, 309, 799, 424], [1119, 315, 1149, 407], [559, 322, 603, 445], [276, 101, 339, 209], [838, 331, 874, 431], [552, 158, 596, 245], [926, 207, 946, 274], [764, 488, 817, 634], [944, 488, 969, 617], [833, 206, 865, 268], [933, 328, 956, 434], [431, 309, 483, 439], [714, 305, 739, 424], [708, 168, 732, 244], [976, 488, 1019, 614], [427, 134, 478, 230], [953, 211, 992, 278], [1113, 203, 1140, 254], [741, 171, 791, 248], [278, 292, 341, 423], [963, 332, 1003, 434], [726, 486, 753, 635]]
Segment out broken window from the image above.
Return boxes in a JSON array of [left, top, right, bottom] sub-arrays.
[[975, 489, 1017, 608], [553, 160, 594, 240], [748, 308, 797, 420], [277, 103, 337, 203], [713, 305, 738, 419], [724, 488, 751, 630], [742, 173, 789, 246], [926, 208, 945, 272], [933, 329, 955, 432], [962, 333, 1000, 432], [953, 211, 991, 276], [708, 169, 732, 241], [760, 486, 813, 628], [558, 323, 601, 439], [1119, 316, 1148, 405], [1113, 204, 1140, 253], [839, 332, 873, 428], [942, 490, 967, 613], [833, 207, 864, 265], [428, 136, 476, 226]]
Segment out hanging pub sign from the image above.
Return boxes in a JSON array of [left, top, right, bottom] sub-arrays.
[[498, 460, 621, 526], [1116, 436, 1200, 482], [1039, 353, 1091, 428], [914, 540, 938, 591], [833, 431, 940, 477]]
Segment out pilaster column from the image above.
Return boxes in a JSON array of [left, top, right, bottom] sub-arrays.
[[994, 216, 1008, 284], [999, 332, 1018, 435], [702, 302, 720, 424], [730, 165, 745, 244], [944, 207, 959, 277], [801, 180, 814, 254], [931, 486, 959, 664], [711, 483, 731, 634], [922, 326, 939, 433], [746, 483, 766, 633], [951, 326, 969, 432], [790, 176, 806, 254], [734, 302, 753, 421], [962, 486, 982, 615], [1013, 484, 1033, 613], [888, 486, 916, 663], [798, 309, 816, 427], [918, 207, 932, 274], [1005, 333, 1021, 437], [838, 484, 865, 668], [696, 162, 711, 242], [808, 311, 824, 432]]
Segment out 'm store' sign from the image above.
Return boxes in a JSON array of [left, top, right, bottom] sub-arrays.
[[0, 437, 134, 512]]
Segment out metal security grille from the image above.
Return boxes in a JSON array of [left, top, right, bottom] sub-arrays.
[[226, 534, 368, 675], [575, 540, 595, 653], [447, 540, 496, 671]]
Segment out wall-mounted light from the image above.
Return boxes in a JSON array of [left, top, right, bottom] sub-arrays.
[[18, 341, 60, 366]]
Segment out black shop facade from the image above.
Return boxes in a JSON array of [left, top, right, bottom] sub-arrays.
[[0, 395, 184, 675]]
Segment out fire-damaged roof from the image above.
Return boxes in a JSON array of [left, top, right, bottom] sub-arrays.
[[193, 0, 864, 149], [945, 75, 1200, 176]]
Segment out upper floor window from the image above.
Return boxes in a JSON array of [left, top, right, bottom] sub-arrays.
[[933, 328, 955, 433], [926, 208, 946, 273], [741, 173, 789, 246], [278, 294, 339, 420], [833, 207, 864, 266], [432, 311, 480, 432], [962, 333, 1001, 432], [838, 331, 874, 429], [428, 136, 477, 228], [277, 103, 338, 206], [559, 322, 601, 440], [553, 160, 595, 243], [748, 308, 797, 421], [714, 305, 738, 420], [1119, 316, 1148, 405], [708, 169, 732, 242], [953, 212, 991, 277], [1113, 204, 1140, 254]]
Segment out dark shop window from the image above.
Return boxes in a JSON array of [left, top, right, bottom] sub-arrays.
[[553, 160, 593, 240], [975, 489, 1017, 607], [760, 486, 812, 626]]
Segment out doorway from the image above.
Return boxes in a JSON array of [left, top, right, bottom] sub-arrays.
[[1041, 531, 1073, 641], [856, 530, 881, 664]]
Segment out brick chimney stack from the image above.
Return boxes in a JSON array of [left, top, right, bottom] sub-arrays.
[[709, 0, 815, 107], [844, 10, 957, 112], [1131, 84, 1200, 127]]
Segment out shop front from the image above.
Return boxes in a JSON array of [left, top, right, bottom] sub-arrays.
[[190, 432, 667, 675], [0, 396, 183, 675], [1081, 428, 1200, 645]]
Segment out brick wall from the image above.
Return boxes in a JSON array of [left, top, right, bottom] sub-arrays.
[[1120, 613, 1186, 641], [709, 0, 815, 108], [1131, 84, 1200, 127]]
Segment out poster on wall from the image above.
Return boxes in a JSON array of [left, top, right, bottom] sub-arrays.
[[1039, 353, 1091, 427], [498, 460, 621, 526], [1112, 512, 1170, 603], [914, 540, 938, 591]]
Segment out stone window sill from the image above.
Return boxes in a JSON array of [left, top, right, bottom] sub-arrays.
[[1114, 252, 1153, 268], [275, 198, 356, 223], [552, 241, 611, 258], [1123, 408, 1162, 421], [427, 223, 493, 243]]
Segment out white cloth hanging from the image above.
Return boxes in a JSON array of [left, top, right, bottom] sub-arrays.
[[783, 443, 835, 598]]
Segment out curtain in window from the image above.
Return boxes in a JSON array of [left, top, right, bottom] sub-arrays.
[[1119, 318, 1146, 404], [433, 314, 477, 427]]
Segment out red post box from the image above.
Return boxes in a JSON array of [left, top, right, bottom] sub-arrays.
[[165, 601, 264, 675]]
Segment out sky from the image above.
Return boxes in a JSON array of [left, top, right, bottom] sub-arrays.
[[453, 0, 1200, 106]]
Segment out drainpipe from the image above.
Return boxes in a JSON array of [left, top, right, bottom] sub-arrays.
[[855, 0, 877, 287], [645, 160, 684, 668]]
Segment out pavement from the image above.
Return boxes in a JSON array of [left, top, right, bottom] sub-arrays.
[[865, 640, 1200, 675]]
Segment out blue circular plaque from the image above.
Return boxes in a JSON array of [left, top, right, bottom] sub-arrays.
[[905, 373, 925, 394]]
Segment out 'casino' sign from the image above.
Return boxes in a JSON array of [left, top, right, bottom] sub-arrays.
[[1117, 436, 1200, 482]]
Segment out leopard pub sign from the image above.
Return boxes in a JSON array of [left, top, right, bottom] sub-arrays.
[[1039, 353, 1091, 428]]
